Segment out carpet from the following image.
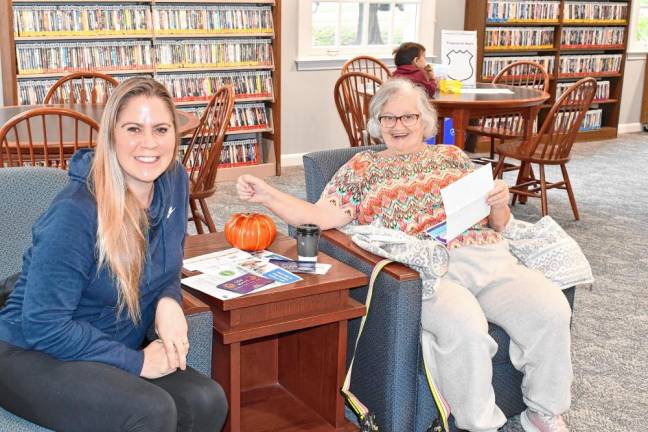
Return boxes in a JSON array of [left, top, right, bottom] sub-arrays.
[[199, 133, 648, 431]]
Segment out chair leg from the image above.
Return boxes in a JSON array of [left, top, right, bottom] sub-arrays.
[[489, 136, 495, 159], [539, 164, 548, 217], [199, 198, 217, 233], [189, 198, 204, 235], [518, 162, 532, 204], [494, 156, 506, 179], [511, 161, 527, 207], [561, 163, 580, 221]]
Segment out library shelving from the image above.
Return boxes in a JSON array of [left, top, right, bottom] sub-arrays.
[[465, 0, 631, 142], [0, 0, 282, 181]]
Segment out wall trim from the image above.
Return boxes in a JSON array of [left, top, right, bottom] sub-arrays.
[[295, 56, 437, 71], [618, 122, 643, 134], [281, 153, 306, 167], [626, 52, 648, 61]]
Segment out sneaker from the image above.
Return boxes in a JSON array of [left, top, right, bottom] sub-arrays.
[[520, 409, 569, 432]]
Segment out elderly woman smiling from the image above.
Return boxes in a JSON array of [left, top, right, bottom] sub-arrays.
[[237, 79, 573, 432]]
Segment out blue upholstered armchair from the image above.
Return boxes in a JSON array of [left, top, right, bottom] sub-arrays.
[[0, 167, 214, 431], [302, 146, 575, 432]]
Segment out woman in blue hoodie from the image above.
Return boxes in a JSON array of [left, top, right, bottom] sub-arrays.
[[0, 78, 228, 431]]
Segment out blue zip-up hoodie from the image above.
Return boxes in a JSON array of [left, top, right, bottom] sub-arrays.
[[0, 149, 189, 375]]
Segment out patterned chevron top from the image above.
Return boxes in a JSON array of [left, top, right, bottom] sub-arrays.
[[320, 145, 502, 249]]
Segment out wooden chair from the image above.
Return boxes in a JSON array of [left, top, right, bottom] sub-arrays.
[[468, 61, 550, 163], [341, 55, 392, 82], [334, 72, 383, 147], [44, 72, 119, 105], [494, 77, 597, 220], [0, 107, 100, 170], [182, 86, 235, 234]]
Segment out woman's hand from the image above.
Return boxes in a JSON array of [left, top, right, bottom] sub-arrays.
[[424, 64, 435, 81], [487, 180, 511, 232], [237, 174, 274, 205], [155, 297, 189, 372], [141, 339, 175, 379], [487, 180, 509, 209]]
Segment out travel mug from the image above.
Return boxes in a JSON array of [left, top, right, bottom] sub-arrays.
[[296, 224, 321, 262]]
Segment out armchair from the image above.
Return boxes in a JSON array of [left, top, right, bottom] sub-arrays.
[[302, 146, 575, 432], [0, 167, 214, 431]]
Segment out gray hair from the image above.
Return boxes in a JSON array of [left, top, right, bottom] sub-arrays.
[[366, 78, 437, 141]]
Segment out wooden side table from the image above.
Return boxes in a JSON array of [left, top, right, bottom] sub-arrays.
[[183, 232, 368, 432]]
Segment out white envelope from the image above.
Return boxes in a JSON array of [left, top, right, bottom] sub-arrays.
[[440, 164, 494, 241]]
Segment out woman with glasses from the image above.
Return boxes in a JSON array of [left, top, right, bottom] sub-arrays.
[[237, 79, 572, 432]]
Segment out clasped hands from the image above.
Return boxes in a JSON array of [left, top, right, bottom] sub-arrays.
[[140, 297, 189, 379]]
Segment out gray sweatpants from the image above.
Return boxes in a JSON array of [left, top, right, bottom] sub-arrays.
[[421, 240, 573, 432]]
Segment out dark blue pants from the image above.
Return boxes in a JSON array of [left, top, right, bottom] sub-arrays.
[[0, 340, 228, 431]]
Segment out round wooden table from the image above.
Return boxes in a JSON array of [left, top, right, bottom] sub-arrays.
[[0, 103, 199, 136], [431, 83, 550, 148]]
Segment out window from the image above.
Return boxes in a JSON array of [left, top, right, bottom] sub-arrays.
[[298, 0, 435, 64], [629, 0, 648, 52]]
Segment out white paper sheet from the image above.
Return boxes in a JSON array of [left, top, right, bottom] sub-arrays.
[[440, 164, 494, 241], [460, 88, 514, 94], [182, 248, 302, 300]]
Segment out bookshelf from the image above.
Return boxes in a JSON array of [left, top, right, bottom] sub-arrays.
[[465, 0, 630, 142], [0, 0, 282, 181]]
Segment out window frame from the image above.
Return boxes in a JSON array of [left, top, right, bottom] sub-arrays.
[[297, 0, 436, 66]]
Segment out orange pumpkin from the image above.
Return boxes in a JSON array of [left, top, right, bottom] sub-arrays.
[[224, 213, 277, 251]]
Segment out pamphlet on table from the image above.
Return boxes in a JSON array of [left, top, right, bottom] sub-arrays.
[[181, 248, 331, 300]]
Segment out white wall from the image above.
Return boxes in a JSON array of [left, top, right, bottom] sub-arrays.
[[619, 54, 646, 132], [280, 1, 466, 163]]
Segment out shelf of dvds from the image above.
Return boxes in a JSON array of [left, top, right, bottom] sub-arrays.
[[465, 0, 631, 142], [0, 0, 282, 180]]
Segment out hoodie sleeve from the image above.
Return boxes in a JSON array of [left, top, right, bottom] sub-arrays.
[[21, 199, 144, 375], [415, 69, 437, 97], [157, 164, 189, 305]]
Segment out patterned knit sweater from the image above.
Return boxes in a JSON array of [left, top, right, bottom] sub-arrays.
[[320, 145, 502, 249]]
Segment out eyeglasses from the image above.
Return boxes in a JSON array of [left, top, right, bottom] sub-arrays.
[[378, 113, 420, 128]]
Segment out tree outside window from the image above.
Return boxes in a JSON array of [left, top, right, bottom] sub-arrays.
[[303, 1, 424, 58], [631, 0, 648, 51], [637, 1, 648, 42]]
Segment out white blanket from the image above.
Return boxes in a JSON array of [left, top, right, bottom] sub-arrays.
[[340, 215, 593, 299]]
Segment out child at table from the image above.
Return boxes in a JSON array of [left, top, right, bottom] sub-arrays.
[[392, 42, 437, 97]]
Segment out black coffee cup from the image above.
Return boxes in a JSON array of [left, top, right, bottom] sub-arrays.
[[296, 224, 321, 262]]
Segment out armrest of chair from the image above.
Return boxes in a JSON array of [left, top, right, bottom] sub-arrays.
[[319, 229, 425, 431], [182, 289, 213, 377], [321, 230, 419, 282]]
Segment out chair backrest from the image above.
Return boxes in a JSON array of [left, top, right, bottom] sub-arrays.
[[0, 167, 69, 280], [482, 61, 550, 135], [0, 107, 100, 169], [528, 77, 597, 161], [182, 86, 235, 198], [44, 72, 119, 105], [342, 55, 392, 82], [334, 72, 383, 147], [302, 145, 387, 203], [493, 61, 550, 92]]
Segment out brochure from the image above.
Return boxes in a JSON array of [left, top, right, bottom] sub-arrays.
[[182, 248, 303, 300]]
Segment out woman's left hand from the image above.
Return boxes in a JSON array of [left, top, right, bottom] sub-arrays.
[[155, 297, 189, 371], [487, 180, 510, 210]]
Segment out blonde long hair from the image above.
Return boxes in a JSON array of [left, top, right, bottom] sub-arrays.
[[91, 78, 179, 323]]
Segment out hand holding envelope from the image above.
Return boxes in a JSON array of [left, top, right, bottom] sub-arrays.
[[437, 164, 495, 242]]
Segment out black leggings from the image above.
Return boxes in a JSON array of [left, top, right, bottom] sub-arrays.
[[0, 341, 228, 432]]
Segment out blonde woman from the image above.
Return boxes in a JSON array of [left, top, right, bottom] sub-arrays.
[[0, 78, 227, 431]]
